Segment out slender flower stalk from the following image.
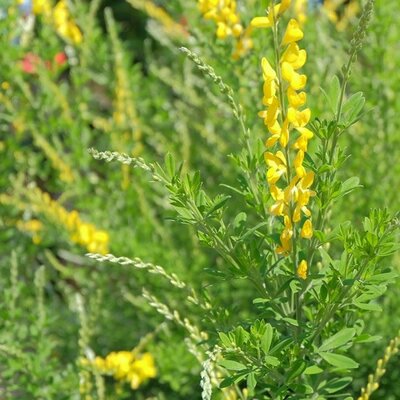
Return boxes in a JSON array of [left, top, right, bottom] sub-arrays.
[[251, 0, 315, 279], [358, 333, 400, 400]]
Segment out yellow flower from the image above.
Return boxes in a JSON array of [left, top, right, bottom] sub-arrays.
[[297, 259, 308, 279], [282, 19, 304, 45], [33, 0, 52, 15], [281, 43, 307, 69], [251, 16, 273, 28], [17, 219, 43, 244], [52, 0, 83, 44], [90, 350, 156, 390], [29, 188, 109, 253], [264, 151, 287, 185], [300, 219, 313, 239]]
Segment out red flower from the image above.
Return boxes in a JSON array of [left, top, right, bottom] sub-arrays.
[[54, 52, 67, 66], [21, 52, 41, 74]]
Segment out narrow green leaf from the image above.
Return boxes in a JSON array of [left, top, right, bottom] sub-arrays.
[[287, 360, 306, 383], [219, 359, 246, 371], [319, 328, 356, 352], [261, 324, 273, 355], [246, 372, 257, 395], [353, 301, 382, 312], [218, 332, 232, 348], [304, 365, 323, 375], [323, 377, 353, 394], [319, 352, 359, 369]]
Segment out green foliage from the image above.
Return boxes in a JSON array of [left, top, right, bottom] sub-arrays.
[[1, 0, 400, 399]]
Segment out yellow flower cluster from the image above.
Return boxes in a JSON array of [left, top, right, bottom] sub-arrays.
[[252, 0, 315, 280], [198, 0, 253, 59], [92, 351, 156, 390], [33, 0, 82, 44], [32, 0, 52, 15], [32, 188, 109, 254], [17, 219, 43, 244]]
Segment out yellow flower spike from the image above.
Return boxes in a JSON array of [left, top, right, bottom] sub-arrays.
[[282, 19, 304, 45], [257, 10, 314, 259], [300, 219, 313, 239], [297, 260, 308, 279]]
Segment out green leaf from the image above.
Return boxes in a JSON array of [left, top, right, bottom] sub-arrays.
[[234, 326, 250, 347], [219, 359, 247, 371], [304, 365, 323, 375], [261, 324, 273, 355], [165, 153, 175, 178], [353, 301, 382, 312], [246, 372, 257, 395], [264, 355, 280, 366], [342, 91, 365, 126], [354, 334, 382, 344], [339, 177, 362, 198], [282, 317, 299, 326], [205, 195, 231, 217], [367, 272, 398, 283], [319, 328, 356, 352], [218, 332, 232, 348], [320, 75, 340, 114], [287, 360, 306, 383], [319, 352, 359, 369], [323, 377, 353, 394]]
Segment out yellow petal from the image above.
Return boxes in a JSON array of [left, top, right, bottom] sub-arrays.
[[279, 119, 290, 147], [261, 57, 277, 80], [300, 219, 313, 239], [282, 19, 304, 45], [297, 260, 308, 279], [251, 16, 273, 28], [278, 0, 292, 15], [287, 87, 306, 108]]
